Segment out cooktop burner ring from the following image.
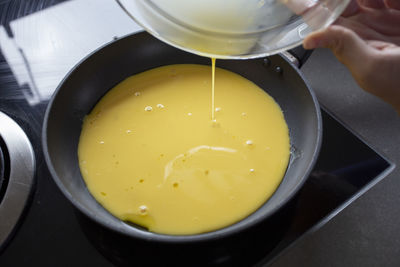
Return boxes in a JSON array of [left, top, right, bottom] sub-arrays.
[[0, 111, 35, 252]]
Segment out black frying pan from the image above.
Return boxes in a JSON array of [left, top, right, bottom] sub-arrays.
[[43, 32, 322, 245]]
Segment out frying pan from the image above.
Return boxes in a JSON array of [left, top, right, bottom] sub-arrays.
[[43, 32, 322, 245]]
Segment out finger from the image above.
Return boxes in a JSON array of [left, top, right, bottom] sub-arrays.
[[342, 0, 361, 17], [336, 13, 400, 45], [334, 17, 389, 42], [304, 24, 400, 114], [303, 25, 372, 67], [384, 0, 400, 10], [358, 0, 386, 8]]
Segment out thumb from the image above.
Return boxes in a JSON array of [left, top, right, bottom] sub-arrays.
[[303, 25, 372, 66]]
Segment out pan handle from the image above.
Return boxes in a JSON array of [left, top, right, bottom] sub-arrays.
[[283, 46, 313, 69]]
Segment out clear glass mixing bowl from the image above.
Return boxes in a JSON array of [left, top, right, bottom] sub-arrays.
[[116, 0, 350, 59]]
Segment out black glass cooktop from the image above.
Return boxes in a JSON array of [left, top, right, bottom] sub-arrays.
[[0, 1, 394, 266]]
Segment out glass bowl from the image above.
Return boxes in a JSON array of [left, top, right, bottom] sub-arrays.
[[116, 0, 350, 59]]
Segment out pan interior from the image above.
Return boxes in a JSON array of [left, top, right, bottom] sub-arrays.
[[44, 32, 321, 240]]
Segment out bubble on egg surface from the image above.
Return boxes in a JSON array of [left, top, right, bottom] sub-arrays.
[[139, 205, 148, 215], [245, 140, 253, 146]]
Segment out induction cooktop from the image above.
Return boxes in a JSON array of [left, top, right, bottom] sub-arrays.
[[0, 1, 395, 266]]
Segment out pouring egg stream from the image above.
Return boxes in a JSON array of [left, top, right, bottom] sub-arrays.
[[78, 59, 290, 235]]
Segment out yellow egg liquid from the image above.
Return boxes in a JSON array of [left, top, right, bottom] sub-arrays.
[[78, 64, 290, 235], [211, 58, 216, 120]]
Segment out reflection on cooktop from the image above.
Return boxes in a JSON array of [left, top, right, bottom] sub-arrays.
[[0, 0, 140, 105]]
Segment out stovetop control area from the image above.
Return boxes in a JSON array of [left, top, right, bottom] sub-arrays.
[[0, 140, 5, 200], [0, 112, 35, 252]]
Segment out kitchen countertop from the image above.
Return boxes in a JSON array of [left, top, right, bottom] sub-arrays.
[[271, 48, 400, 267]]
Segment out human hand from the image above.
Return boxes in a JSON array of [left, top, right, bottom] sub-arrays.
[[303, 0, 400, 114]]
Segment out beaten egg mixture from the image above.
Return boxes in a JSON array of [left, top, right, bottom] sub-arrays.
[[78, 64, 290, 235]]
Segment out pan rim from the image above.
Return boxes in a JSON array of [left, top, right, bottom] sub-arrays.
[[42, 31, 322, 243]]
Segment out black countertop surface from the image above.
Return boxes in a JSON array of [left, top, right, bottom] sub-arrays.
[[0, 0, 399, 266], [272, 48, 400, 267]]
